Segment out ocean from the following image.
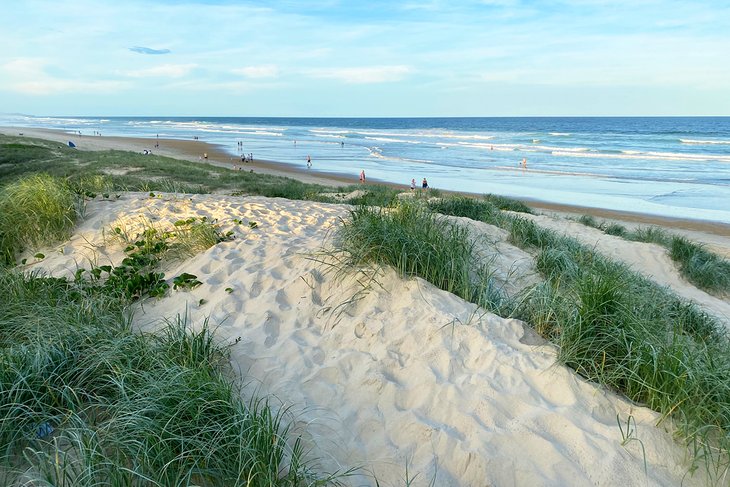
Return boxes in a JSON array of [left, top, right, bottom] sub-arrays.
[[3, 115, 730, 224]]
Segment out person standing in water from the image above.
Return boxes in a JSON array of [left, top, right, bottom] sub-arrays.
[[306, 155, 312, 168]]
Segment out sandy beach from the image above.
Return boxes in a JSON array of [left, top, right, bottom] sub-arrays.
[[4, 126, 730, 241], [7, 127, 728, 484]]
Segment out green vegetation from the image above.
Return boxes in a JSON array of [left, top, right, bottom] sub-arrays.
[[0, 174, 79, 265], [427, 196, 503, 224], [336, 202, 504, 311], [670, 236, 730, 293], [426, 194, 531, 223], [0, 142, 349, 484], [0, 267, 338, 486], [576, 213, 730, 295], [506, 217, 730, 477], [0, 135, 344, 202], [338, 195, 730, 478], [481, 193, 533, 213]]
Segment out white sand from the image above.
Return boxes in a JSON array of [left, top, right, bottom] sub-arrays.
[[24, 191, 727, 486]]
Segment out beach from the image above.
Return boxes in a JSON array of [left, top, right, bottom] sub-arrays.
[[4, 131, 728, 485], [3, 125, 730, 243], [4, 115, 730, 227]]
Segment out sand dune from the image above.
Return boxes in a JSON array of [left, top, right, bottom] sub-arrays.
[[518, 213, 730, 325], [24, 192, 728, 486]]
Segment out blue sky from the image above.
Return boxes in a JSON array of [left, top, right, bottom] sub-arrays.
[[1, 0, 728, 116]]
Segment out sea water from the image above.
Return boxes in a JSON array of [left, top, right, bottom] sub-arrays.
[[4, 115, 730, 224]]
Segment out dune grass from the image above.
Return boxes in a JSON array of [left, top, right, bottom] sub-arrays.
[[0, 152, 345, 483], [336, 202, 505, 311], [0, 267, 338, 486], [576, 214, 730, 295], [426, 196, 503, 224], [670, 236, 730, 293], [0, 174, 79, 266], [6, 134, 730, 479], [0, 136, 338, 200]]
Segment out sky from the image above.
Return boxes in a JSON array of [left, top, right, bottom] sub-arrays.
[[1, 0, 729, 117]]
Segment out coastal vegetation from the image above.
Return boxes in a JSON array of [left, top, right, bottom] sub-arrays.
[[0, 145, 344, 484], [0, 174, 78, 266], [577, 215, 730, 295]]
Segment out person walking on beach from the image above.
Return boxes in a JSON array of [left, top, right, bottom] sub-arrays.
[[360, 170, 366, 183], [306, 155, 312, 168], [422, 178, 429, 189], [410, 178, 416, 191], [203, 152, 208, 160]]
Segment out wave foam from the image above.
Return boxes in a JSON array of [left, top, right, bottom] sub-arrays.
[[680, 139, 730, 145]]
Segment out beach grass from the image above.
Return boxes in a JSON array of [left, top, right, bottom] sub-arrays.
[[670, 236, 730, 293], [0, 135, 338, 200], [576, 214, 730, 294], [426, 196, 503, 224], [0, 173, 79, 266], [5, 134, 730, 480], [336, 202, 505, 311], [0, 267, 338, 486], [507, 222, 730, 476]]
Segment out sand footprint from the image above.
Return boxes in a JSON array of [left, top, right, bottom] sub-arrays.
[[207, 269, 227, 286], [276, 289, 292, 310], [264, 312, 280, 347], [250, 280, 262, 298], [310, 347, 326, 366]]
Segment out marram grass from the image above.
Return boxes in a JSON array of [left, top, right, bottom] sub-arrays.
[[336, 202, 506, 312], [0, 174, 79, 265], [575, 214, 730, 295]]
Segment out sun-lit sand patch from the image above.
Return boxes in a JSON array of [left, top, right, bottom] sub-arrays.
[[100, 167, 144, 176]]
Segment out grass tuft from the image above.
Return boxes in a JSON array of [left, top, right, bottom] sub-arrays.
[[0, 174, 79, 265], [336, 202, 505, 311], [670, 236, 730, 293]]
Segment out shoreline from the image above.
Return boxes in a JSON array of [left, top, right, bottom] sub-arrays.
[[3, 125, 730, 237]]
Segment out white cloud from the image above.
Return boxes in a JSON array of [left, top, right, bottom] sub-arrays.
[[0, 57, 128, 95], [306, 65, 412, 84], [123, 64, 197, 78], [2, 58, 44, 77], [231, 65, 279, 78], [14, 79, 128, 95]]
